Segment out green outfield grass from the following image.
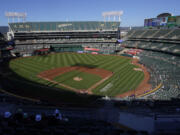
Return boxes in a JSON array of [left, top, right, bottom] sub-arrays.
[[53, 70, 102, 90], [9, 53, 144, 97]]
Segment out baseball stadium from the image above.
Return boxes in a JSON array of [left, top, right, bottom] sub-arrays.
[[1, 21, 158, 101], [0, 1, 180, 134]]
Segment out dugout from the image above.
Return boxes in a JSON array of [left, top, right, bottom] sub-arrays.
[[50, 44, 83, 52]]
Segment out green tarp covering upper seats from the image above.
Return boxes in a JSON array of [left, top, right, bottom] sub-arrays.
[[9, 21, 120, 32]]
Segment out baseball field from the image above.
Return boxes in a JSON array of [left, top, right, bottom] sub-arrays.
[[9, 53, 144, 97]]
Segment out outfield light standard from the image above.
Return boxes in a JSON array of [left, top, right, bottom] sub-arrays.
[[102, 11, 123, 22], [5, 12, 27, 23]]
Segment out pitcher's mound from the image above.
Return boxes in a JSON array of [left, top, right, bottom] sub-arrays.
[[134, 68, 143, 71], [73, 77, 83, 81]]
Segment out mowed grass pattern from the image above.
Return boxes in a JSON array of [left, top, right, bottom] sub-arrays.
[[9, 53, 144, 97], [54, 70, 102, 90]]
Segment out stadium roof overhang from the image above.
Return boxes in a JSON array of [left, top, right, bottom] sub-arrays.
[[157, 13, 172, 18]]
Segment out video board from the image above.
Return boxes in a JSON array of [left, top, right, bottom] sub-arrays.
[[159, 17, 168, 26], [144, 17, 168, 27], [144, 18, 153, 27]]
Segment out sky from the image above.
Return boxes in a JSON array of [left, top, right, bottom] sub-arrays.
[[0, 0, 180, 26]]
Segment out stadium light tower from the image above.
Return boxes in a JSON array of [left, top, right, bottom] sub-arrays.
[[5, 12, 27, 23], [102, 11, 123, 22]]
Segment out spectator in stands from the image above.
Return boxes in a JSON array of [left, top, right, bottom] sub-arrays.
[[23, 112, 28, 119], [54, 109, 62, 120], [4, 111, 11, 119], [35, 114, 42, 122], [176, 108, 180, 112], [14, 108, 23, 121]]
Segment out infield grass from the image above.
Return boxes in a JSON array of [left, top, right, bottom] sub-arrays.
[[53, 70, 102, 90]]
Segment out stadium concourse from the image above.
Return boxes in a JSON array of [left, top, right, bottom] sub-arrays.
[[0, 20, 180, 134]]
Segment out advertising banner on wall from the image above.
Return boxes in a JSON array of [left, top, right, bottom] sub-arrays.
[[84, 47, 100, 51]]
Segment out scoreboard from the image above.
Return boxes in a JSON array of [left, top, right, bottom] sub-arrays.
[[144, 16, 180, 27]]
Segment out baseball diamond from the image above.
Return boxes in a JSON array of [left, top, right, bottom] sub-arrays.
[[9, 53, 145, 97]]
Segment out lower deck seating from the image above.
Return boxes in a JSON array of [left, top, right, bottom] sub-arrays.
[[138, 50, 180, 100]]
